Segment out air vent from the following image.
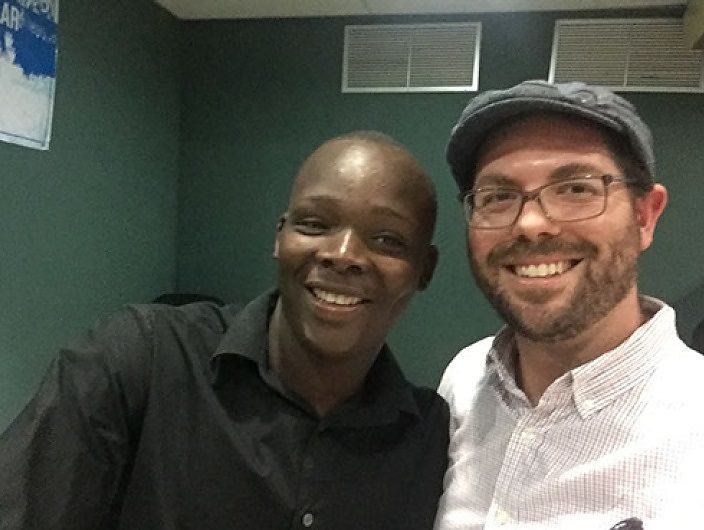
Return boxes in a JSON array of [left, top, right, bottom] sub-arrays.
[[550, 18, 704, 93], [343, 22, 481, 93]]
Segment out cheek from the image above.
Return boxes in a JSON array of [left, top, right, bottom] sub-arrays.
[[467, 230, 495, 262], [587, 208, 639, 248], [276, 236, 307, 266], [275, 246, 309, 287], [379, 260, 422, 301]]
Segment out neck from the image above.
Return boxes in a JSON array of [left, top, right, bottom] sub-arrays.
[[515, 289, 646, 406], [267, 301, 377, 417]]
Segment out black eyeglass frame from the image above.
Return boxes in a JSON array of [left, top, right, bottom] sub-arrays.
[[459, 174, 640, 229]]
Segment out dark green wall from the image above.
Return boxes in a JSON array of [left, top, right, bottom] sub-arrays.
[[0, 0, 181, 428], [4, 6, 703, 431], [177, 11, 704, 387]]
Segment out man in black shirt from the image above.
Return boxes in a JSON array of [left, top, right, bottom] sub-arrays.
[[0, 132, 449, 529]]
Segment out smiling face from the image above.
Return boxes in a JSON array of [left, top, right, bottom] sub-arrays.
[[467, 114, 664, 343], [274, 136, 437, 364]]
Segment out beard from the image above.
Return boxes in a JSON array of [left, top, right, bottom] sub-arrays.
[[470, 222, 641, 343]]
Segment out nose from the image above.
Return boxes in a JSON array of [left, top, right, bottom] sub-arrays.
[[511, 197, 561, 240], [317, 228, 369, 273]]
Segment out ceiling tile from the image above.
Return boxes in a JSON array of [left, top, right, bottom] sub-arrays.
[[156, 0, 370, 20], [154, 0, 685, 20], [365, 0, 684, 15]]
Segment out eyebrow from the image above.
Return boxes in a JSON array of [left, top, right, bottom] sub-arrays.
[[369, 205, 419, 227], [475, 163, 606, 189], [473, 175, 515, 188], [550, 163, 606, 180], [296, 196, 419, 227]]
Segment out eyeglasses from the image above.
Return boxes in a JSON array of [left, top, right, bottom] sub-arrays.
[[461, 174, 636, 229]]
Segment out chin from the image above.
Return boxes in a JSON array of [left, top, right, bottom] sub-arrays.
[[510, 316, 584, 343], [302, 326, 369, 362], [487, 289, 580, 341]]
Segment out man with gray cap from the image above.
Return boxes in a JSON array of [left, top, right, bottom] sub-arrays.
[[434, 80, 704, 529]]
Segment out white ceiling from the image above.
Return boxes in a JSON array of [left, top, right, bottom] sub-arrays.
[[153, 0, 686, 21]]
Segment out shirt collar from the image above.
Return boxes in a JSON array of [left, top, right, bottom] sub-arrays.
[[486, 296, 673, 417], [210, 289, 420, 426], [485, 327, 528, 407], [325, 346, 421, 428], [570, 296, 670, 418], [211, 289, 276, 370]]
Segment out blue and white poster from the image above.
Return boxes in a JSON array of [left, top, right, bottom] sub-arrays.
[[0, 0, 58, 150]]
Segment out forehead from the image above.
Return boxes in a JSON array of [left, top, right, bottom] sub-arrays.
[[291, 140, 428, 209], [475, 114, 619, 183]]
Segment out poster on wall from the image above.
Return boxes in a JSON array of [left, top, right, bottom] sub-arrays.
[[0, 0, 58, 150]]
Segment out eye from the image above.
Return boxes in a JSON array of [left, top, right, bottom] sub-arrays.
[[372, 233, 408, 253], [293, 217, 328, 235], [475, 189, 520, 210], [552, 179, 602, 197]]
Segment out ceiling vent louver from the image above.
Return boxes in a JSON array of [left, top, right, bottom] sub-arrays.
[[550, 18, 704, 93], [342, 22, 481, 93]]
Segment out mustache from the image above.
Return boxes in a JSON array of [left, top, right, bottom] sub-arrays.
[[486, 237, 598, 266]]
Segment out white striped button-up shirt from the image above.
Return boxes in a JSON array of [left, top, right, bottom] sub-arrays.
[[434, 297, 704, 530]]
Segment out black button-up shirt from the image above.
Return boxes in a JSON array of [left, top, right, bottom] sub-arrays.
[[0, 291, 449, 529]]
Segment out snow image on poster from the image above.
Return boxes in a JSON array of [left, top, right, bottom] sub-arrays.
[[0, 0, 58, 150]]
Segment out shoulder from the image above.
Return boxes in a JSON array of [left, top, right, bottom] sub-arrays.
[[57, 301, 243, 389], [410, 385, 450, 422], [649, 337, 704, 410], [404, 385, 450, 457], [437, 336, 495, 402], [132, 301, 240, 333], [46, 302, 243, 426], [65, 302, 237, 358]]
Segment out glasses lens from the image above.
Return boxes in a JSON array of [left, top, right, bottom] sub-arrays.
[[465, 188, 522, 228], [540, 177, 607, 221]]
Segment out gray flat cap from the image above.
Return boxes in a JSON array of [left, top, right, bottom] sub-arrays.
[[446, 80, 656, 193]]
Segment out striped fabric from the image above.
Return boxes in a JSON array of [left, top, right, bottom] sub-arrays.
[[434, 297, 704, 530]]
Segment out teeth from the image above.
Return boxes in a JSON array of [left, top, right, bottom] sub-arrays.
[[312, 288, 362, 306], [515, 261, 571, 278]]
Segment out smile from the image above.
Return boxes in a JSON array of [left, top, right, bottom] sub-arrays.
[[511, 260, 578, 278], [312, 288, 364, 306]]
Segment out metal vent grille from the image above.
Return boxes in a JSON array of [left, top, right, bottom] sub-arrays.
[[343, 23, 481, 93], [550, 18, 704, 93]]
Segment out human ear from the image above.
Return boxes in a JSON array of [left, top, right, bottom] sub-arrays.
[[635, 184, 667, 251], [418, 245, 438, 291], [273, 214, 287, 258]]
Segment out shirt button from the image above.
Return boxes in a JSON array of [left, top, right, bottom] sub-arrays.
[[495, 507, 512, 525], [303, 457, 314, 471], [522, 429, 536, 443], [302, 512, 314, 527]]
